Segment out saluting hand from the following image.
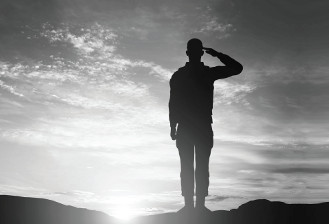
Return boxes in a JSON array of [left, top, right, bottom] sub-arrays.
[[203, 47, 220, 57]]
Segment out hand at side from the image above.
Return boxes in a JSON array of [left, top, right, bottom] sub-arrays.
[[170, 127, 177, 140]]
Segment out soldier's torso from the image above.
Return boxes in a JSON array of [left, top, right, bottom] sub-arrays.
[[172, 64, 214, 124]]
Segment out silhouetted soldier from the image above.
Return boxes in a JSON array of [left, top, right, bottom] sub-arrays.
[[169, 38, 243, 214]]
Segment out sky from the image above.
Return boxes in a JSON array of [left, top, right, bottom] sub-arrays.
[[1, 0, 329, 220]]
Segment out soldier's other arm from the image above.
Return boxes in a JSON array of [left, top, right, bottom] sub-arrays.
[[169, 75, 178, 140], [203, 47, 243, 80]]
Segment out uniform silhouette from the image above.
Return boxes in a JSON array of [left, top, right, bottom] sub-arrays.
[[169, 38, 243, 214]]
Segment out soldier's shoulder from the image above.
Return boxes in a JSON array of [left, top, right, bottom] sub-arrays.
[[170, 66, 187, 79], [203, 64, 211, 70]]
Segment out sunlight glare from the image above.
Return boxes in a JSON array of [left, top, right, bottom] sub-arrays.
[[112, 206, 138, 221]]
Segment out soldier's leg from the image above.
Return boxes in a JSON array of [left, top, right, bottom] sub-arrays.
[[176, 124, 195, 205], [195, 124, 213, 207]]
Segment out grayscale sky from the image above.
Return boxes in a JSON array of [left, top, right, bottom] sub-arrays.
[[1, 0, 329, 220]]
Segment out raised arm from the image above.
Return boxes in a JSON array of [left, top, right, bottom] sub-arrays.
[[203, 47, 243, 81]]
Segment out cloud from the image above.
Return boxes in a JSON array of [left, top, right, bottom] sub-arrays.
[[272, 167, 329, 174], [0, 79, 24, 97], [244, 66, 329, 85], [1, 22, 172, 101], [213, 80, 256, 106], [197, 20, 233, 33], [190, 5, 235, 39], [0, 22, 174, 149], [210, 65, 329, 147], [208, 195, 243, 202], [193, 19, 234, 39], [40, 23, 172, 81]]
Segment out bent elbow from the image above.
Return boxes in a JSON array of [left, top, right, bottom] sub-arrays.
[[234, 63, 243, 75]]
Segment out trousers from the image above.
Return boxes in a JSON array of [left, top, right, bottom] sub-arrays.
[[176, 122, 213, 197]]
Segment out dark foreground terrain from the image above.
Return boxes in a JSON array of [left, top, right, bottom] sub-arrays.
[[0, 195, 327, 224]]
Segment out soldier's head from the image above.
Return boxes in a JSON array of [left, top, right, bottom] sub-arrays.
[[186, 38, 204, 62]]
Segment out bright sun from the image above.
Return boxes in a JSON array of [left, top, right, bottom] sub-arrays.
[[111, 206, 138, 221]]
